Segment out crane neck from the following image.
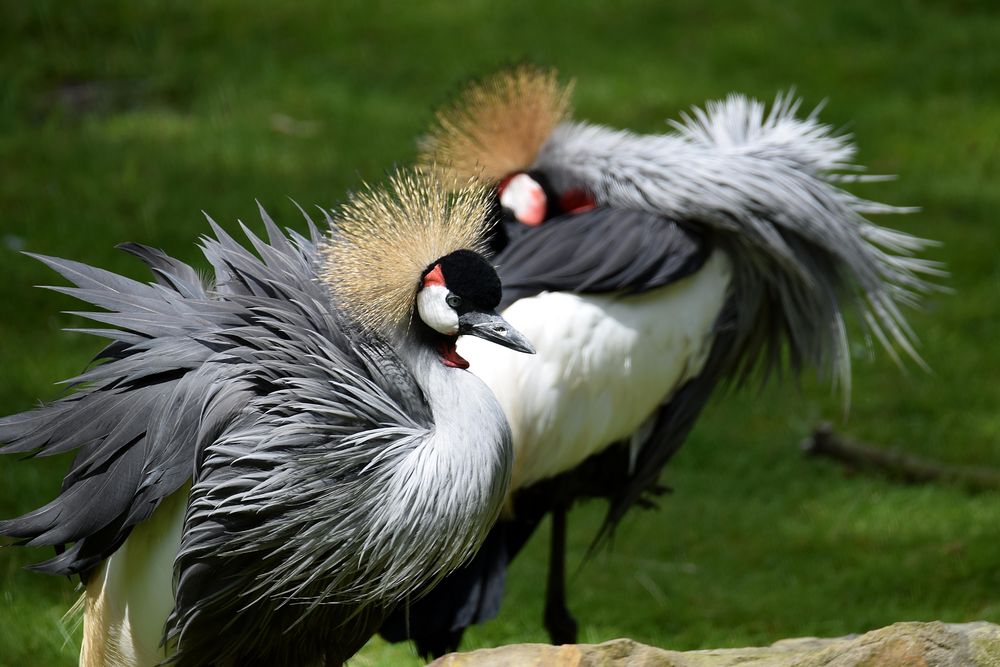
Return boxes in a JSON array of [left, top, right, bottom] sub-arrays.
[[385, 327, 514, 578]]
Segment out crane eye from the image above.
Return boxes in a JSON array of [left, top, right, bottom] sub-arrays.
[[446, 294, 462, 309]]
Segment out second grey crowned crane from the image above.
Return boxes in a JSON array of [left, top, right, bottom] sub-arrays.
[[0, 170, 533, 666], [380, 67, 942, 655]]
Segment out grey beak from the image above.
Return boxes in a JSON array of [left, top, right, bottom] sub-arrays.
[[459, 310, 535, 354]]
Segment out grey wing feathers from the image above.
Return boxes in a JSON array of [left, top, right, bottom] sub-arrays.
[[0, 208, 431, 583], [0, 251, 222, 576], [163, 218, 441, 663], [494, 208, 709, 309]]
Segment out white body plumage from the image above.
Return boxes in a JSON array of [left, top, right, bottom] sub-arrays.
[[459, 250, 731, 491], [80, 490, 186, 667]]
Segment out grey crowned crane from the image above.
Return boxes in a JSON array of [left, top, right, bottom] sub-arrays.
[[0, 170, 534, 666], [380, 67, 941, 655]]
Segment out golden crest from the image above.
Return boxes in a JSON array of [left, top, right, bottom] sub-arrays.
[[320, 169, 491, 334], [421, 65, 574, 187]]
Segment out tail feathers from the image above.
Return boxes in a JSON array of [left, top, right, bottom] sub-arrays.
[[669, 95, 944, 381], [670, 92, 857, 177], [0, 442, 143, 547]]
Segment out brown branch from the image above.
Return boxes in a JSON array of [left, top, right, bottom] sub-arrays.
[[801, 422, 1000, 492]]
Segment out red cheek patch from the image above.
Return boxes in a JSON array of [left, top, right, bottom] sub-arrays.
[[423, 264, 446, 288]]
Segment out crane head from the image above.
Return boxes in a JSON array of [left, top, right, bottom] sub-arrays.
[[497, 170, 596, 226], [418, 249, 534, 365]]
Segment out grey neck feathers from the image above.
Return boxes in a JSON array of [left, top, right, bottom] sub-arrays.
[[383, 333, 513, 583], [395, 334, 513, 489]]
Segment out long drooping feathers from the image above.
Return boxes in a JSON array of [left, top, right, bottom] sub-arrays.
[[321, 169, 493, 334], [0, 248, 227, 577], [536, 102, 942, 391], [0, 216, 348, 579], [505, 90, 943, 536], [1, 173, 513, 665]]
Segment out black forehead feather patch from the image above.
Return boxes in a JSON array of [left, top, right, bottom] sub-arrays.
[[430, 249, 502, 309]]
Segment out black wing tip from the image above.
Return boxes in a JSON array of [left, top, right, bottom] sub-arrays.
[[25, 550, 96, 578], [116, 241, 155, 255]]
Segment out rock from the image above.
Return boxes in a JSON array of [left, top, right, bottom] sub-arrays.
[[427, 621, 1000, 666]]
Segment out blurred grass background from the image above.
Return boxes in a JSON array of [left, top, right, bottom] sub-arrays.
[[0, 1, 998, 665]]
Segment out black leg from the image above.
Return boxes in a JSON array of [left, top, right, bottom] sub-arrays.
[[414, 629, 465, 661], [543, 504, 578, 644]]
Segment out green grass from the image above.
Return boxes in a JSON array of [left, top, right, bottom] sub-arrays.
[[1, 1, 998, 665]]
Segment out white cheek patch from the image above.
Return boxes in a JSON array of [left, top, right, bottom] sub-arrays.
[[417, 285, 460, 335], [500, 173, 546, 226]]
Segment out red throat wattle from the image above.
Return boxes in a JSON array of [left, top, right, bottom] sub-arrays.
[[423, 264, 468, 367], [438, 338, 469, 369], [559, 188, 596, 214]]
